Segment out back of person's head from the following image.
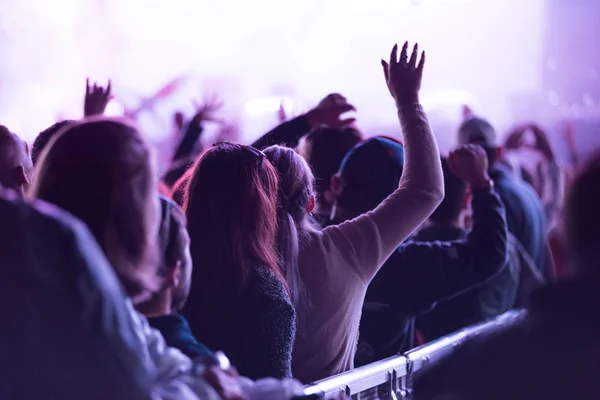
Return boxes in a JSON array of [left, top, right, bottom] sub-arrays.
[[0, 126, 33, 195], [138, 196, 191, 315], [263, 145, 317, 316], [301, 127, 363, 206], [563, 152, 600, 278], [429, 157, 468, 225], [332, 136, 404, 222], [29, 117, 159, 301], [457, 117, 500, 166], [159, 197, 191, 311], [32, 120, 77, 165], [183, 142, 283, 339]]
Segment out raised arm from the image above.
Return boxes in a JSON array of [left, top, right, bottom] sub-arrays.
[[84, 79, 112, 117], [324, 42, 444, 282], [390, 145, 508, 311], [252, 93, 355, 149], [172, 96, 223, 163]]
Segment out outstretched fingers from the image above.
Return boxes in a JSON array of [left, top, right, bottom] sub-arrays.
[[390, 43, 399, 66], [416, 50, 426, 78], [400, 41, 409, 64], [381, 59, 390, 81], [408, 43, 418, 67]]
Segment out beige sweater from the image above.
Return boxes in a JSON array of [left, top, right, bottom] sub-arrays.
[[292, 103, 444, 383]]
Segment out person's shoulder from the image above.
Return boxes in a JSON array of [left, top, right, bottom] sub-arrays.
[[0, 192, 75, 232], [0, 193, 93, 262], [249, 266, 289, 299], [247, 266, 294, 313]]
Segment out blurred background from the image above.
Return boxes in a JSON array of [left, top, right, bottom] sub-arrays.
[[0, 0, 598, 158]]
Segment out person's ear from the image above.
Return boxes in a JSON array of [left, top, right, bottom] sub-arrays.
[[15, 165, 28, 186], [463, 188, 472, 210], [306, 194, 316, 214], [496, 146, 504, 161], [330, 174, 342, 196], [165, 261, 182, 288]]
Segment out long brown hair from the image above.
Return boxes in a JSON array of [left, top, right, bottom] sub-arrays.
[[182, 142, 284, 343], [29, 117, 160, 301]]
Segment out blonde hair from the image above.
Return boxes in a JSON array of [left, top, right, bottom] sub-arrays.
[[263, 145, 318, 331]]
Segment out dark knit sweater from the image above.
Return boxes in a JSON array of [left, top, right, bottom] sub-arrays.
[[187, 266, 296, 380]]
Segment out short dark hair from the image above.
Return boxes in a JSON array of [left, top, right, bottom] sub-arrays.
[[430, 158, 467, 224], [32, 120, 77, 165], [304, 127, 362, 198], [337, 137, 404, 217], [159, 197, 188, 271], [158, 196, 190, 311]]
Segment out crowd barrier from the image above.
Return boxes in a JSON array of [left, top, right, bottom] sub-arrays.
[[302, 311, 523, 399]]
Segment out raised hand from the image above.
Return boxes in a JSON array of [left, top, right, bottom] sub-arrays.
[[173, 111, 185, 132], [84, 79, 112, 117], [191, 94, 224, 126], [505, 123, 556, 162], [305, 93, 356, 129], [381, 42, 425, 106], [448, 144, 491, 189], [503, 124, 528, 150], [278, 102, 288, 123], [528, 124, 556, 162]]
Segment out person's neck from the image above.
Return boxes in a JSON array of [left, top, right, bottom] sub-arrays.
[[135, 293, 172, 318]]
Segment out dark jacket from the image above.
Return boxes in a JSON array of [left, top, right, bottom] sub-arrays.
[[147, 313, 213, 360], [190, 266, 296, 380], [490, 164, 550, 278], [412, 279, 600, 400], [414, 226, 518, 341], [355, 187, 508, 366], [0, 193, 151, 399]]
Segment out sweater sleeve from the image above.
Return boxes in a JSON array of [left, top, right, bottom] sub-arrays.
[[321, 103, 444, 282], [252, 116, 312, 150], [242, 275, 296, 380], [388, 187, 508, 312]]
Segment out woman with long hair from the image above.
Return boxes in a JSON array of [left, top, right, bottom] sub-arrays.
[[182, 142, 296, 380], [30, 117, 160, 301], [262, 42, 445, 383], [28, 117, 226, 399]]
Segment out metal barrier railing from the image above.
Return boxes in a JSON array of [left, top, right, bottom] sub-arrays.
[[302, 311, 523, 399]]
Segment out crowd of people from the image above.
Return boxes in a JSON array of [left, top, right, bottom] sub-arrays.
[[0, 40, 597, 399]]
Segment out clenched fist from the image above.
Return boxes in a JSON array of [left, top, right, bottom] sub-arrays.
[[448, 144, 492, 189]]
